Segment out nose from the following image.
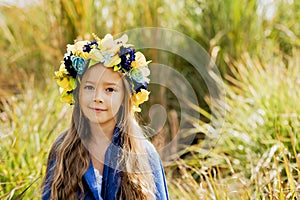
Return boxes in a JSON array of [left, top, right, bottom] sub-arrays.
[[93, 89, 104, 103]]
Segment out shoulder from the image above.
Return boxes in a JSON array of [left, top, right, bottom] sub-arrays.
[[143, 140, 170, 199], [143, 139, 158, 155], [142, 139, 163, 171]]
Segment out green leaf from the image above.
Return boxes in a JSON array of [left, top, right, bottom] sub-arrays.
[[113, 65, 121, 71], [69, 77, 76, 89], [88, 59, 99, 68]]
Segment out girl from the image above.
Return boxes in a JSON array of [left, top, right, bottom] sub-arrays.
[[42, 33, 169, 200]]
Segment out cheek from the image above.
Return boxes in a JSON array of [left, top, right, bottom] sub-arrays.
[[79, 90, 93, 106], [110, 93, 124, 111]]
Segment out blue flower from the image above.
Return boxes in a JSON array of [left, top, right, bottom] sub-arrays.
[[71, 56, 86, 75], [118, 46, 135, 71], [83, 40, 98, 53], [134, 81, 147, 93], [130, 68, 144, 83], [100, 50, 115, 66]]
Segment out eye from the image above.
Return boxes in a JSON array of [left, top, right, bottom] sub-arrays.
[[84, 85, 95, 90], [106, 87, 116, 93]]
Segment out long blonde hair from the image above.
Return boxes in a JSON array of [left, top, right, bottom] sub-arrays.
[[43, 70, 156, 199]]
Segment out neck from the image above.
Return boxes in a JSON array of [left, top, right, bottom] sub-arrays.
[[87, 120, 117, 174], [88, 119, 117, 146], [86, 120, 116, 165]]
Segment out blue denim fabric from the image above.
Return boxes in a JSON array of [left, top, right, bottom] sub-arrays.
[[42, 126, 169, 199]]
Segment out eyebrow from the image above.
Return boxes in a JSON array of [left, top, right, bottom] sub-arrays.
[[103, 81, 121, 88], [85, 81, 96, 85]]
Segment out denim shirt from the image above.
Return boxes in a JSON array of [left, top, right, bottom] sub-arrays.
[[42, 127, 169, 200]]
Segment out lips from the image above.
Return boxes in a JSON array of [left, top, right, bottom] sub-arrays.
[[89, 107, 107, 113]]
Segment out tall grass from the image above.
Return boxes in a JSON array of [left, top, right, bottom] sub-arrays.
[[0, 0, 169, 91], [173, 0, 263, 74], [1, 0, 300, 199], [166, 50, 300, 199], [0, 78, 72, 199]]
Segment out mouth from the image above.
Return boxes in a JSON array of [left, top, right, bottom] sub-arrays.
[[89, 107, 107, 113]]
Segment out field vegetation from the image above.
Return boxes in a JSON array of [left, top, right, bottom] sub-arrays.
[[0, 0, 299, 199]]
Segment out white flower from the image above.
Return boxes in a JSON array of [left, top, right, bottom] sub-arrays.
[[115, 34, 128, 45], [101, 34, 119, 52], [131, 52, 147, 68], [99, 50, 121, 67], [67, 40, 89, 54]]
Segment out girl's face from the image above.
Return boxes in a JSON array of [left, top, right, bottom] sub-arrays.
[[79, 64, 124, 127]]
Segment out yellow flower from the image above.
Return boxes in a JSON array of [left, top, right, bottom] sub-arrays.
[[59, 62, 67, 72], [132, 89, 150, 112], [55, 71, 64, 78], [61, 93, 74, 104], [54, 63, 68, 78], [132, 105, 142, 112], [56, 77, 76, 92], [76, 51, 89, 59], [56, 77, 70, 89]]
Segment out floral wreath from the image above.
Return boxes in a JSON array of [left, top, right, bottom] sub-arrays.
[[55, 33, 151, 112]]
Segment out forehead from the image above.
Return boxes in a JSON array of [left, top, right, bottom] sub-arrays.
[[82, 64, 123, 85]]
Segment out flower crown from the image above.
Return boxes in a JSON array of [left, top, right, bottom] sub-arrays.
[[55, 33, 151, 112]]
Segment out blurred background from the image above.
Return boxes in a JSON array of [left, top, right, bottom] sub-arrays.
[[0, 0, 299, 199]]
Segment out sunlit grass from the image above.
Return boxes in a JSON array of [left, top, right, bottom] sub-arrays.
[[0, 43, 299, 200], [1, 0, 300, 199], [166, 51, 300, 199], [0, 78, 72, 199]]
